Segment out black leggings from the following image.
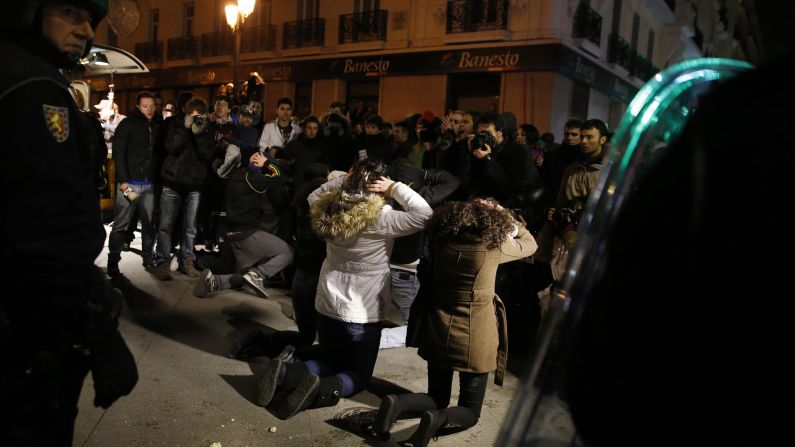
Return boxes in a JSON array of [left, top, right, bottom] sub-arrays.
[[427, 362, 489, 418]]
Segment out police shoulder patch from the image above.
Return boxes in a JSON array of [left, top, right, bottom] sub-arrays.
[[42, 104, 70, 143]]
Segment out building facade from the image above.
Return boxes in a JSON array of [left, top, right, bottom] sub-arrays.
[[88, 0, 722, 135]]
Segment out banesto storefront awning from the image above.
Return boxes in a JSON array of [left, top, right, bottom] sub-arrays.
[[106, 43, 639, 103]]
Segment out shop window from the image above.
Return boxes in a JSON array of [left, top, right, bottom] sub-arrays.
[[295, 82, 313, 119], [347, 80, 380, 123], [570, 81, 590, 120], [447, 73, 500, 114]]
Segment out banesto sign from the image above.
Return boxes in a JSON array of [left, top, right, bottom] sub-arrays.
[[343, 57, 390, 74], [457, 49, 520, 69]]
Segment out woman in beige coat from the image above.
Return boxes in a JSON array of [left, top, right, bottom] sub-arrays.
[[373, 199, 537, 446]]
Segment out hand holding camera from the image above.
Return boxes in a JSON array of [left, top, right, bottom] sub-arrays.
[[468, 131, 496, 159], [190, 115, 206, 135]]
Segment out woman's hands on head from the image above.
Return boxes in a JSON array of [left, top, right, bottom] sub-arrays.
[[367, 176, 396, 197]]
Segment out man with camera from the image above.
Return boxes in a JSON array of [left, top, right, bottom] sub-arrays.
[[107, 90, 161, 276], [153, 97, 215, 280], [464, 112, 537, 210]]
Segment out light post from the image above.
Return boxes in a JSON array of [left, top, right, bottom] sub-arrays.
[[225, 0, 256, 99]]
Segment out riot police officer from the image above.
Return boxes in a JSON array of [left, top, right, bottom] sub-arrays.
[[1, 1, 138, 445]]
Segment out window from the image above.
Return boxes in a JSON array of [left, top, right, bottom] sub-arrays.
[[108, 26, 118, 47], [184, 2, 195, 37], [570, 81, 590, 121], [355, 0, 380, 13], [149, 9, 159, 41], [347, 80, 380, 121], [295, 83, 313, 119], [611, 0, 622, 34], [297, 0, 320, 20], [647, 29, 655, 61], [447, 73, 501, 113], [630, 12, 640, 49]]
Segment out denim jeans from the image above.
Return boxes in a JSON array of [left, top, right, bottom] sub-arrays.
[[305, 315, 382, 397], [155, 186, 200, 264], [379, 268, 420, 349], [108, 183, 156, 262]]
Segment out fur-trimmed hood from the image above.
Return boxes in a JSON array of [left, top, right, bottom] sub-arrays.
[[310, 188, 385, 241]]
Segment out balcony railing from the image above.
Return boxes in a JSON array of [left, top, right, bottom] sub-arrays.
[[241, 24, 277, 52], [446, 0, 508, 34], [608, 33, 631, 68], [339, 10, 388, 44], [167, 36, 197, 60], [572, 2, 602, 46], [134, 40, 163, 64], [200, 31, 233, 57], [283, 18, 326, 49], [627, 50, 656, 80]]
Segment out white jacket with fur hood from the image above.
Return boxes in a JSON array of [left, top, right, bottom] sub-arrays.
[[308, 175, 432, 323]]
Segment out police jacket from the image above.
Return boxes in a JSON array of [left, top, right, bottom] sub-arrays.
[[0, 40, 108, 349], [112, 108, 159, 184]]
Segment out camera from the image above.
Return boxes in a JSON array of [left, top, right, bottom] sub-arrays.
[[192, 115, 205, 128], [469, 131, 496, 151]]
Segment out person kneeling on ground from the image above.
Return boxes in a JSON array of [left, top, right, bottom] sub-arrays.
[[254, 158, 432, 420], [193, 145, 293, 299]]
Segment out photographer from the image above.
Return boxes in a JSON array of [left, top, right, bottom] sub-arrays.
[[464, 112, 537, 211], [152, 97, 215, 280], [324, 113, 356, 172]]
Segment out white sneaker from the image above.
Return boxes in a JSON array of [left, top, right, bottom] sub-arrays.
[[242, 271, 270, 298]]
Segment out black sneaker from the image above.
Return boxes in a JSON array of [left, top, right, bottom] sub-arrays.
[[107, 260, 120, 277], [142, 258, 157, 272]]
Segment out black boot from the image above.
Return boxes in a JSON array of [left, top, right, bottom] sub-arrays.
[[373, 393, 437, 440], [270, 375, 343, 420], [403, 409, 447, 447], [269, 373, 321, 420], [433, 406, 478, 436], [255, 356, 305, 407]]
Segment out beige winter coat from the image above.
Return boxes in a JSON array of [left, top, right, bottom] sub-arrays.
[[418, 224, 537, 385]]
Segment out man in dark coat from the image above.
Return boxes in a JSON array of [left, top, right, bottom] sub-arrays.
[[0, 1, 137, 444]]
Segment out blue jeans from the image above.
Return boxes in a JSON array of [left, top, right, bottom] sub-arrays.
[[304, 315, 382, 397], [380, 268, 420, 349], [108, 183, 155, 262], [155, 186, 200, 264]]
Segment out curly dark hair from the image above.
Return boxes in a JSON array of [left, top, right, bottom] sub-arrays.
[[432, 199, 515, 249]]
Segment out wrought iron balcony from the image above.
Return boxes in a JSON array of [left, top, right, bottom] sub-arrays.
[[628, 50, 655, 80], [134, 41, 162, 64], [200, 31, 233, 57], [608, 33, 631, 69], [241, 24, 277, 52], [167, 36, 197, 61], [283, 18, 326, 49], [446, 0, 508, 34], [339, 10, 388, 44], [572, 2, 602, 46]]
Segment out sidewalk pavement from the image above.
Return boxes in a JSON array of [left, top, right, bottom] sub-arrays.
[[75, 230, 531, 446]]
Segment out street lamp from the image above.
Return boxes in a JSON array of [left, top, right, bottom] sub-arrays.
[[225, 0, 256, 99]]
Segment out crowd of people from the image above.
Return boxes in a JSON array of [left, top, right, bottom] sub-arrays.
[[91, 77, 614, 444]]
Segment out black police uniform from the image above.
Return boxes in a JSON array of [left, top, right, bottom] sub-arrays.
[[0, 37, 136, 445]]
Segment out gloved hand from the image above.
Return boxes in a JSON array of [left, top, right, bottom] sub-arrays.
[[90, 329, 138, 409]]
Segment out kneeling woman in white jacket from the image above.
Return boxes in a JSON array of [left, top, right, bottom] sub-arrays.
[[256, 158, 432, 419]]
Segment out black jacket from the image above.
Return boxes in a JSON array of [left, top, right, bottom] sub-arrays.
[[0, 40, 108, 348], [112, 109, 159, 184], [160, 117, 214, 191]]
